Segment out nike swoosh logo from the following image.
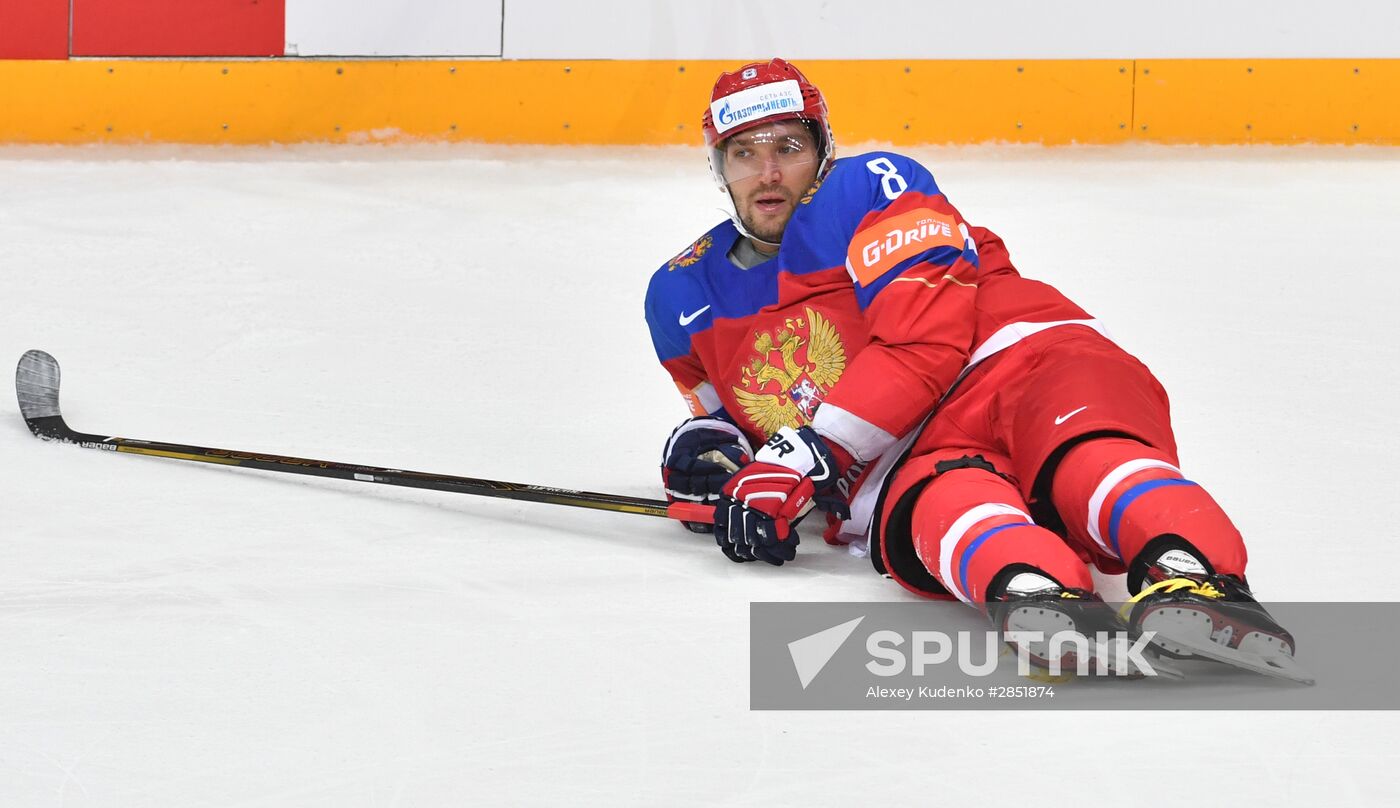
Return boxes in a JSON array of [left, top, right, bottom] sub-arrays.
[[1054, 406, 1089, 425], [678, 305, 711, 326]]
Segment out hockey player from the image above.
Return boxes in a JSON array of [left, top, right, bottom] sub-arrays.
[[646, 59, 1303, 680]]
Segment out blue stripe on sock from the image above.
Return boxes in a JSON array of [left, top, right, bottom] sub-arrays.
[[1108, 478, 1198, 559], [959, 522, 1032, 599]]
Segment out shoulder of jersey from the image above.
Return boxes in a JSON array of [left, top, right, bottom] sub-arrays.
[[653, 219, 736, 278], [802, 150, 940, 211], [646, 219, 734, 321]]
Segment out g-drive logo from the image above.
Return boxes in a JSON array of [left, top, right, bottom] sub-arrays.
[[712, 79, 804, 134], [788, 615, 1160, 687]]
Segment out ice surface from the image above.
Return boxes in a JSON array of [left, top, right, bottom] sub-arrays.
[[1, 143, 1398, 805]]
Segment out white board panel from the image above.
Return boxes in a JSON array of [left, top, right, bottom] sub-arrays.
[[503, 0, 1400, 59], [286, 0, 502, 57]]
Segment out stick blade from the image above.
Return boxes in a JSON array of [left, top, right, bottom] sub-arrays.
[[16, 349, 63, 426]]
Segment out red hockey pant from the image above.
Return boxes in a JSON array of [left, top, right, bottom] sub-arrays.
[[877, 326, 1248, 604]]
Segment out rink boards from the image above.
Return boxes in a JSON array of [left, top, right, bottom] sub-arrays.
[[2, 57, 1399, 146]]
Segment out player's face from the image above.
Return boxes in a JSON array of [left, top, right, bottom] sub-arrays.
[[721, 121, 820, 248]]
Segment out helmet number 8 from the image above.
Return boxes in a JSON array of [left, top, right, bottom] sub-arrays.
[[866, 157, 908, 201]]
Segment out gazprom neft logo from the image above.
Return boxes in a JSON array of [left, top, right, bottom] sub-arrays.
[[712, 79, 804, 134]]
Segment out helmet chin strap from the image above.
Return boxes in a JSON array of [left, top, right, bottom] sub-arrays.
[[722, 204, 782, 251], [712, 149, 833, 252]]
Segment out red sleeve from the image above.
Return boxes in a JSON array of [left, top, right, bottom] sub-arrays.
[[814, 190, 980, 462]]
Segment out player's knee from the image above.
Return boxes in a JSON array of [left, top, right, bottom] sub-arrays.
[[1053, 436, 1175, 497], [909, 470, 1090, 604], [1053, 436, 1247, 576], [922, 454, 1022, 505], [877, 452, 1076, 602]]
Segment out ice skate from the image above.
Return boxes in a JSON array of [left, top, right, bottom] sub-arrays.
[[992, 572, 1180, 680], [1120, 556, 1313, 685]]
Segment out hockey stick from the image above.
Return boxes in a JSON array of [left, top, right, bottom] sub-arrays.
[[14, 349, 715, 525]]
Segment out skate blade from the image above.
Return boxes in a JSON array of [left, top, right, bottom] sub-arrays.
[[1005, 609, 1146, 679], [1094, 638, 1168, 679], [1007, 646, 1184, 682], [1144, 653, 1186, 680], [1160, 629, 1315, 685]]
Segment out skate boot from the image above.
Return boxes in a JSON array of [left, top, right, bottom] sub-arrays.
[[1120, 551, 1313, 685], [991, 571, 1171, 680]]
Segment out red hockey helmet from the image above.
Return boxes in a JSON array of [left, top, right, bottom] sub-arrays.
[[701, 58, 835, 190]]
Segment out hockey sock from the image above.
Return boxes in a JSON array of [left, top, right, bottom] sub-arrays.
[[911, 468, 1092, 605], [1050, 437, 1247, 584], [988, 565, 1068, 600]]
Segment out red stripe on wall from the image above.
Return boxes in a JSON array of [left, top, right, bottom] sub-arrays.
[[0, 0, 71, 59], [71, 0, 285, 57]]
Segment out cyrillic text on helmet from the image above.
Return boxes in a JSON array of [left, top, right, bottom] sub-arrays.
[[711, 80, 805, 136]]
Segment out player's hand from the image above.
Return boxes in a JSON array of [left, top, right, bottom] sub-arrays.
[[662, 416, 753, 533], [714, 426, 850, 565]]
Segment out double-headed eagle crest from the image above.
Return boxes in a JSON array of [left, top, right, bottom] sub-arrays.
[[732, 307, 847, 435], [668, 234, 713, 270]]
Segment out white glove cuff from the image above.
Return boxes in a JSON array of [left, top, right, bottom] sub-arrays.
[[754, 426, 825, 477]]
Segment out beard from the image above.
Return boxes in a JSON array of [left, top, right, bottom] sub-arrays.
[[738, 189, 794, 245], [740, 212, 787, 244]]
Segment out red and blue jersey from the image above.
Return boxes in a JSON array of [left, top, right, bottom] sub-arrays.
[[645, 150, 1095, 539]]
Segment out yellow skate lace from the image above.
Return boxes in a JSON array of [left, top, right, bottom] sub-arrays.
[[1118, 577, 1225, 622]]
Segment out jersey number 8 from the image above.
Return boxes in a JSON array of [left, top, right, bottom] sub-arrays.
[[866, 157, 908, 201]]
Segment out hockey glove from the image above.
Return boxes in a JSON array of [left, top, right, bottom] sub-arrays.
[[715, 425, 852, 565], [661, 416, 754, 535]]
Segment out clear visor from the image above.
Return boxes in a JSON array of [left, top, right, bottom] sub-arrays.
[[713, 122, 820, 187]]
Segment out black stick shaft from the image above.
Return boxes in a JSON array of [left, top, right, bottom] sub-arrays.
[[25, 413, 706, 519], [16, 350, 713, 523]]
